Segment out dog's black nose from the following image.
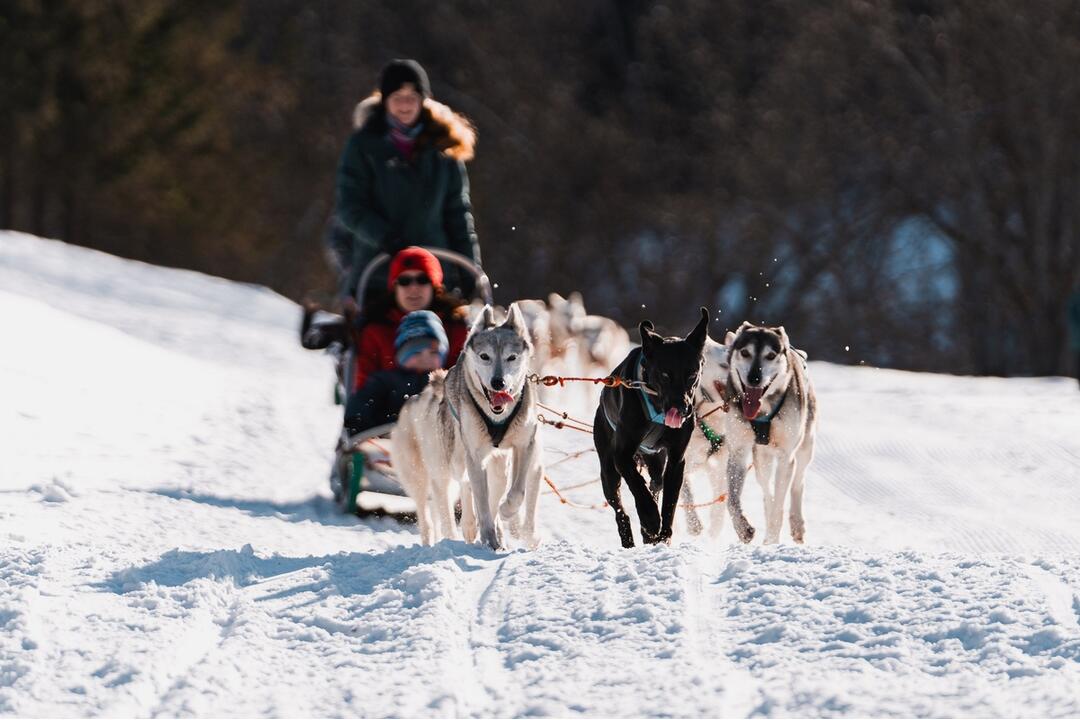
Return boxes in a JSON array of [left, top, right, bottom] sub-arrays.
[[748, 363, 762, 386], [491, 376, 505, 391]]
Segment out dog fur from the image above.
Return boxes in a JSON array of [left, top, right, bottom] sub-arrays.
[[554, 292, 631, 375], [391, 303, 542, 550], [680, 335, 735, 536], [721, 322, 817, 544], [592, 308, 709, 548], [546, 292, 579, 359], [514, 299, 553, 377]]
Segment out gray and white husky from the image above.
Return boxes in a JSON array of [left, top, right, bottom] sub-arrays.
[[391, 303, 542, 550], [721, 322, 817, 544]]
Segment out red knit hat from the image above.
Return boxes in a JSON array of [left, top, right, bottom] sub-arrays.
[[388, 246, 443, 290]]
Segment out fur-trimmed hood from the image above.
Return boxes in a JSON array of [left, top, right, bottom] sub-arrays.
[[353, 93, 476, 162]]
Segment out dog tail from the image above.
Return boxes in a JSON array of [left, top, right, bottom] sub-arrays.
[[427, 369, 448, 401]]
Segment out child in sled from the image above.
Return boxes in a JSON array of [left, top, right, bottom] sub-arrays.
[[344, 310, 447, 434], [350, 246, 469, 393]]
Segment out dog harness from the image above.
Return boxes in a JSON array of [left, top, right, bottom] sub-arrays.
[[695, 384, 727, 456], [698, 417, 725, 456], [446, 388, 524, 448], [600, 350, 668, 455], [749, 388, 788, 445]]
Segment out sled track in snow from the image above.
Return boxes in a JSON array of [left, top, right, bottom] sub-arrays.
[[452, 542, 749, 717]]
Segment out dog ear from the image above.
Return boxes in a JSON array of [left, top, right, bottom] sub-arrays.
[[503, 302, 528, 335], [723, 330, 737, 347], [687, 306, 709, 350], [773, 325, 790, 351], [471, 304, 497, 334], [638, 320, 656, 354]]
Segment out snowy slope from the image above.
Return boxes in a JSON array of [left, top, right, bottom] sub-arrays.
[[2, 230, 1080, 717]]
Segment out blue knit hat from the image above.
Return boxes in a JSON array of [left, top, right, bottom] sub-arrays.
[[395, 310, 449, 366]]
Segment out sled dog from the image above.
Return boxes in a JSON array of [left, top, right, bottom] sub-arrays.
[[593, 308, 709, 548], [678, 334, 735, 536], [722, 322, 816, 544], [546, 292, 579, 359], [548, 291, 630, 376], [515, 299, 553, 376], [392, 303, 542, 550]]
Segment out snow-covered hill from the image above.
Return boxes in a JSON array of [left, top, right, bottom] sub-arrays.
[[2, 230, 1079, 717]]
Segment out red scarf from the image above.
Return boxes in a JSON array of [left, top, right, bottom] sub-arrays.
[[387, 116, 423, 161]]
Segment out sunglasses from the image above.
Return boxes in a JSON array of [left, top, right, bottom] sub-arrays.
[[395, 274, 432, 287]]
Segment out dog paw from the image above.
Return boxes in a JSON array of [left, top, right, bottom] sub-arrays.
[[476, 519, 503, 551], [496, 492, 522, 520], [737, 522, 756, 544], [684, 510, 704, 536], [790, 517, 805, 544], [641, 527, 662, 545], [641, 510, 662, 538]]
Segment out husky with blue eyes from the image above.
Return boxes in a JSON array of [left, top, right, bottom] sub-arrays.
[[392, 303, 542, 551]]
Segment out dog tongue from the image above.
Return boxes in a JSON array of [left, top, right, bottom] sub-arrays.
[[664, 407, 684, 429], [491, 390, 515, 409], [741, 387, 764, 420]]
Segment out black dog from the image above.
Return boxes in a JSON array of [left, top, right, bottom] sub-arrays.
[[593, 308, 708, 548]]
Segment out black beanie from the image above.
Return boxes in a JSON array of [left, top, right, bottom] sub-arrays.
[[379, 59, 431, 99]]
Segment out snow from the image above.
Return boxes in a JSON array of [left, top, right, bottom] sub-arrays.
[[2, 229, 1080, 717]]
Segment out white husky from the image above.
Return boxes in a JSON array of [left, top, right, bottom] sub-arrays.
[[681, 335, 735, 536], [721, 323, 817, 544], [391, 303, 543, 550]]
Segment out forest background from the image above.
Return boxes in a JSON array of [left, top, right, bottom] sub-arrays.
[[4, 0, 1079, 375]]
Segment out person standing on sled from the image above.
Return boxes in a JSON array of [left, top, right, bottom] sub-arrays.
[[326, 59, 481, 302]]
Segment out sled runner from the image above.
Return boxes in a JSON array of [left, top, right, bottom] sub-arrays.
[[303, 248, 493, 516]]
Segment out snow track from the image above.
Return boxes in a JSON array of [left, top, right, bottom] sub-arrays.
[[3, 231, 1080, 717]]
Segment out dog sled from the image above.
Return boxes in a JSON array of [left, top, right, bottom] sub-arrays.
[[301, 248, 493, 517]]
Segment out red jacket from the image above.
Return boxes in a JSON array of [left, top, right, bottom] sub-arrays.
[[352, 307, 469, 390]]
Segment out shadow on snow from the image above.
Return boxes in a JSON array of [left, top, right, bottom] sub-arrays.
[[98, 540, 499, 600], [139, 487, 414, 528]]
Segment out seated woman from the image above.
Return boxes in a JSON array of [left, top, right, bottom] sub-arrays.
[[344, 310, 447, 433], [350, 245, 468, 397]]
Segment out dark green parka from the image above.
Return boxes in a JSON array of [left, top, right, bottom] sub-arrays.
[[335, 95, 480, 295]]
